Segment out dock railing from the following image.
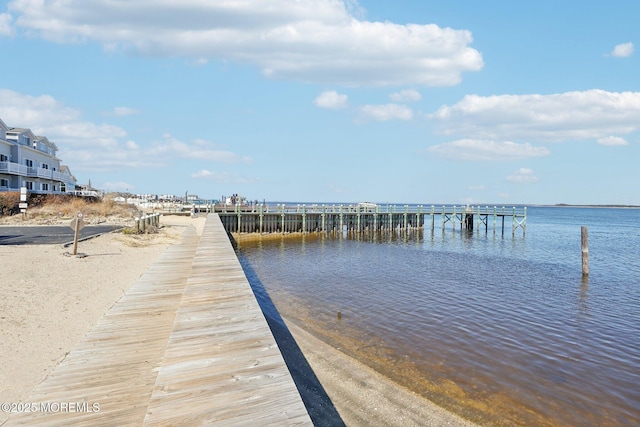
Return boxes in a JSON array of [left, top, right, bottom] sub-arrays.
[[216, 204, 527, 236]]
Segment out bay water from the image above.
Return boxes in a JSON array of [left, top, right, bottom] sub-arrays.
[[237, 206, 640, 426]]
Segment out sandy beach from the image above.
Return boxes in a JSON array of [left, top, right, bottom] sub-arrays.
[[0, 215, 476, 426]]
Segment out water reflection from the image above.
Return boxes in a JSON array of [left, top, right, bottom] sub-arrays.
[[236, 207, 640, 426]]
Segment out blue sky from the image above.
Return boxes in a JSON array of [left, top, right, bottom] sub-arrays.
[[1, 0, 638, 205]]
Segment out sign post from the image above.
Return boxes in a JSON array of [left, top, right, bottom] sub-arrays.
[[20, 187, 27, 220], [70, 213, 85, 255]]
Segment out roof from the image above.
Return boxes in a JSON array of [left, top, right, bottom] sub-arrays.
[[7, 127, 37, 139], [35, 135, 59, 152]]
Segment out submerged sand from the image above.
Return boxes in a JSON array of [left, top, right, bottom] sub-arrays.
[[0, 215, 475, 426]]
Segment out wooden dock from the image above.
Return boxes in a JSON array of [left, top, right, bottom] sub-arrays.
[[217, 204, 527, 236], [7, 214, 312, 426]]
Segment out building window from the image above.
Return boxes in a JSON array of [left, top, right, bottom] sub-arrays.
[[0, 154, 7, 162], [52, 185, 57, 192], [42, 183, 49, 191], [42, 163, 49, 169], [25, 159, 34, 167], [25, 181, 33, 190], [0, 179, 8, 188]]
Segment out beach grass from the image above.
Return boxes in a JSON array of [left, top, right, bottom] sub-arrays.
[[0, 193, 137, 224]]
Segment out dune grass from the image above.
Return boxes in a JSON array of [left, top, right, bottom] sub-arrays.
[[0, 193, 138, 224]]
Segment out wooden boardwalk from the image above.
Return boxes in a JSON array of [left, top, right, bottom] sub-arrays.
[[7, 215, 311, 426]]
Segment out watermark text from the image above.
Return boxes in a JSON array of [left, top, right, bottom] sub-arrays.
[[1, 402, 100, 413]]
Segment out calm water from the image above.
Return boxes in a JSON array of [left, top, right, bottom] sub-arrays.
[[237, 207, 640, 426]]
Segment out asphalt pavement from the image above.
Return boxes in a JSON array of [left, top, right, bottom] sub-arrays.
[[0, 225, 123, 245]]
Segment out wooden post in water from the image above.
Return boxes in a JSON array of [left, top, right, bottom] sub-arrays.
[[452, 205, 457, 231], [484, 206, 489, 233], [464, 205, 473, 231], [281, 204, 285, 234], [493, 206, 497, 236], [581, 226, 589, 276], [302, 204, 307, 233], [373, 205, 378, 231], [431, 205, 435, 233], [403, 205, 408, 230]]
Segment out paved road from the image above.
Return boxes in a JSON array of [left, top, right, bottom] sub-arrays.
[[0, 225, 123, 245]]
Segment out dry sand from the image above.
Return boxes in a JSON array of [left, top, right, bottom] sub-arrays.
[[0, 215, 476, 426]]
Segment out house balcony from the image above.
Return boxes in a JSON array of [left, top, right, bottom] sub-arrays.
[[1, 162, 67, 182], [0, 161, 28, 175], [27, 167, 66, 181], [0, 186, 67, 195]]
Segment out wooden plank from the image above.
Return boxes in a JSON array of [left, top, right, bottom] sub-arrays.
[[8, 215, 311, 426], [7, 225, 201, 426], [143, 214, 311, 426]]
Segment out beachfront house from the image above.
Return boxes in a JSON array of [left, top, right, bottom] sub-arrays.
[[0, 118, 10, 190], [0, 117, 78, 195], [58, 165, 77, 194]]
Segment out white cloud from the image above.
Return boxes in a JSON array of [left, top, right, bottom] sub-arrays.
[[506, 168, 538, 184], [427, 139, 550, 161], [360, 104, 413, 121], [0, 13, 14, 36], [188, 57, 208, 66], [125, 140, 140, 150], [150, 134, 253, 164], [0, 88, 250, 172], [429, 90, 640, 142], [7, 0, 483, 87], [460, 197, 476, 205], [610, 42, 634, 58], [191, 170, 257, 184], [314, 90, 348, 109], [112, 107, 141, 116], [0, 88, 126, 155], [343, 0, 366, 19], [390, 89, 422, 102], [103, 181, 135, 191], [597, 136, 629, 146]]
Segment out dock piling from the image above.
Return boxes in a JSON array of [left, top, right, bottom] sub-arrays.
[[218, 204, 527, 238], [582, 226, 589, 276]]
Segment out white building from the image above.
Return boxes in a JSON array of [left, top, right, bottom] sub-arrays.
[[0, 117, 78, 194]]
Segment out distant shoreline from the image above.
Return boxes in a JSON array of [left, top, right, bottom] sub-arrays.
[[262, 201, 640, 209], [537, 204, 640, 209]]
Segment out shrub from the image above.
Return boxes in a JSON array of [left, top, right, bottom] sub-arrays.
[[0, 192, 136, 223], [0, 192, 20, 216]]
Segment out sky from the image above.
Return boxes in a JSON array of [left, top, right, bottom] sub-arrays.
[[1, 0, 639, 205]]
